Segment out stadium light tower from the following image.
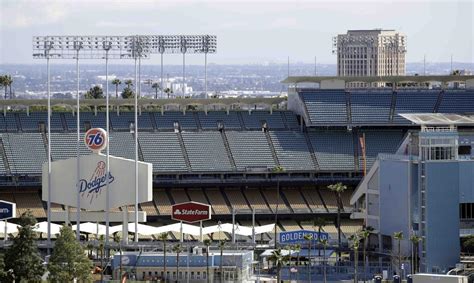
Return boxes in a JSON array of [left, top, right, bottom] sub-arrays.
[[33, 35, 141, 246]]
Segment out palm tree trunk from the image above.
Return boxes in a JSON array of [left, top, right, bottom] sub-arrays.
[[176, 252, 180, 283], [206, 248, 210, 283], [363, 239, 367, 282], [337, 193, 342, 262], [308, 240, 312, 283], [323, 246, 327, 283], [354, 248, 358, 283], [277, 263, 281, 283], [163, 241, 167, 282], [115, 85, 118, 99], [398, 239, 401, 275]]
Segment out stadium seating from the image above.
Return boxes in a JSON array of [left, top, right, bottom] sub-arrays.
[[14, 191, 46, 218], [439, 90, 474, 113], [300, 188, 326, 213], [5, 113, 17, 131], [49, 133, 89, 161], [170, 189, 189, 204], [360, 130, 405, 170], [269, 131, 316, 171], [153, 190, 172, 215], [18, 112, 63, 131], [225, 188, 251, 211], [225, 131, 276, 171], [350, 90, 392, 124], [204, 189, 230, 214], [241, 111, 286, 129], [198, 111, 241, 130], [181, 132, 233, 172], [282, 189, 310, 213], [308, 131, 355, 171], [261, 188, 290, 213], [320, 189, 338, 212], [393, 90, 439, 124], [154, 111, 197, 130], [2, 133, 47, 175], [111, 112, 154, 130], [301, 90, 348, 124], [243, 189, 271, 214], [282, 111, 300, 129], [138, 132, 188, 173]]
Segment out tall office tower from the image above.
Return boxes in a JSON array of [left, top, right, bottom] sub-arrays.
[[334, 29, 407, 77]]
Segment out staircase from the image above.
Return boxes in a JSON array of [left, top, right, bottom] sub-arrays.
[[220, 130, 237, 171], [264, 131, 281, 167], [389, 90, 398, 122], [352, 128, 360, 172], [0, 137, 12, 175], [176, 132, 192, 172], [303, 131, 320, 170], [345, 91, 352, 125], [434, 90, 445, 113], [193, 112, 202, 131], [237, 112, 246, 130]]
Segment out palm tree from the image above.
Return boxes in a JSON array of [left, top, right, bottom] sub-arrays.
[[218, 240, 226, 283], [4, 75, 13, 99], [113, 233, 122, 280], [111, 78, 121, 99], [393, 231, 404, 276], [320, 239, 329, 283], [328, 182, 348, 261], [158, 233, 168, 281], [313, 217, 326, 258], [304, 234, 313, 283], [0, 75, 6, 99], [97, 234, 105, 283], [164, 87, 173, 99], [152, 82, 161, 99], [172, 244, 183, 282], [268, 248, 288, 283], [124, 79, 133, 88], [410, 234, 422, 275], [203, 239, 212, 283], [359, 227, 373, 282], [349, 234, 360, 283]]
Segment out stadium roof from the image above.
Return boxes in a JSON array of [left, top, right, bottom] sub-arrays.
[[400, 113, 474, 125], [0, 97, 286, 108], [282, 75, 474, 85]]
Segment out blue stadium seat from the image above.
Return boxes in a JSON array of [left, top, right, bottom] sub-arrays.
[[393, 90, 439, 124], [197, 111, 241, 130], [301, 90, 348, 125], [439, 90, 474, 114], [350, 90, 392, 124], [154, 112, 197, 130], [269, 131, 315, 171], [308, 131, 355, 171], [225, 131, 276, 171]]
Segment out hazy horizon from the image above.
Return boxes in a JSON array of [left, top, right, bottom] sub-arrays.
[[1, 0, 473, 66]]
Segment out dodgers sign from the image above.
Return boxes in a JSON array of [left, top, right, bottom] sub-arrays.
[[42, 153, 152, 211], [0, 200, 16, 220], [279, 230, 329, 244]]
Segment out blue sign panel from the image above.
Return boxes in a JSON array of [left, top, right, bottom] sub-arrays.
[[279, 230, 329, 244], [0, 201, 15, 220]]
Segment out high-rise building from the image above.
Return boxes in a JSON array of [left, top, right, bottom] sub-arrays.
[[334, 29, 407, 77]]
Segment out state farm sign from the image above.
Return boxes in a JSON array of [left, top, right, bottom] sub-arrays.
[[171, 201, 211, 223]]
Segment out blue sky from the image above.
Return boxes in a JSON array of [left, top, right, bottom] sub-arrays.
[[0, 0, 473, 65]]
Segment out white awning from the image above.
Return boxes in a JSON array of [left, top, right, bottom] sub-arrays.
[[72, 222, 108, 235], [33, 221, 62, 235], [0, 221, 20, 236], [399, 113, 474, 125]]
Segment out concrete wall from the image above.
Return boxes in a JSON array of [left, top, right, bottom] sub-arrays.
[[425, 161, 460, 272], [459, 161, 474, 203]]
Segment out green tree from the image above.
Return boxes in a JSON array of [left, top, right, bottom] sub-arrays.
[[4, 211, 45, 283], [268, 248, 289, 283], [1, 75, 13, 99], [121, 86, 135, 99], [152, 82, 161, 99], [320, 239, 329, 283], [111, 78, 121, 99], [172, 244, 183, 281], [203, 239, 212, 283], [84, 85, 104, 99], [304, 234, 313, 282], [158, 233, 168, 281], [393, 231, 404, 275], [328, 182, 348, 261], [0, 253, 7, 282], [294, 244, 301, 282], [410, 234, 422, 274], [0, 75, 5, 99], [48, 225, 93, 282], [349, 234, 360, 283]]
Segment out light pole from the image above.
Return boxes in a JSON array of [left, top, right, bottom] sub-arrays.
[[73, 39, 82, 240]]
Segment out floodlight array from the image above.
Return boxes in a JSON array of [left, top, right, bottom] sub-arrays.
[[33, 35, 217, 59]]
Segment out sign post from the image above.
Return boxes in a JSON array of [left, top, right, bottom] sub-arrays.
[[0, 200, 16, 243], [171, 201, 212, 243]]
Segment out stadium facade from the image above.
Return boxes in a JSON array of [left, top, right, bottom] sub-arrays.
[[0, 75, 473, 277]]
